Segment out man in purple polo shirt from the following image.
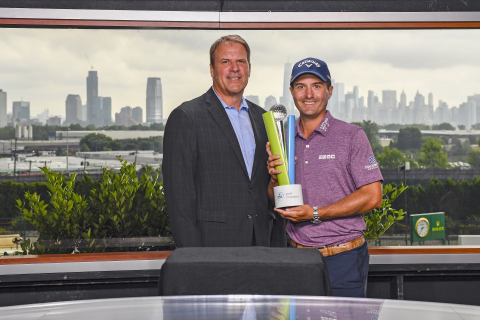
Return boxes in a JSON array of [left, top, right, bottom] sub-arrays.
[[267, 57, 383, 297]]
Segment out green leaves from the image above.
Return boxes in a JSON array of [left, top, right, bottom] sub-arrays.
[[17, 159, 170, 254], [364, 184, 407, 242]]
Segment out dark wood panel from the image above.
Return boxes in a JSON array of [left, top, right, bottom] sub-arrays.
[[2, 19, 480, 29], [369, 246, 480, 255], [220, 22, 480, 29], [0, 251, 172, 265], [2, 247, 480, 266], [0, 18, 219, 28]]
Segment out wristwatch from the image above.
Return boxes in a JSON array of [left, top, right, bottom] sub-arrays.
[[311, 206, 321, 224]]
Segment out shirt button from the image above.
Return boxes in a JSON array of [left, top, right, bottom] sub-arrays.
[[306, 145, 310, 148], [305, 161, 308, 164], [247, 215, 252, 219], [249, 189, 253, 194]]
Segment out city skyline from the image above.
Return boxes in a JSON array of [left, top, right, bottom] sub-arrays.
[[1, 28, 480, 123]]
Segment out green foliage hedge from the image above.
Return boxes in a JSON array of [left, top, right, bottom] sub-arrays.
[[4, 171, 480, 251], [80, 133, 163, 153], [16, 160, 170, 254]]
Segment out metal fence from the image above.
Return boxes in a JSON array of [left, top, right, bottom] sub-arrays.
[[369, 235, 459, 246], [381, 168, 480, 186], [2, 217, 479, 249]]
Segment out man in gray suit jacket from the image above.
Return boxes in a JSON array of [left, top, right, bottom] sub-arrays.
[[163, 35, 286, 247]]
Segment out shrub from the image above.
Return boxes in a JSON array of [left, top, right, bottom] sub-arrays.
[[17, 159, 170, 254], [364, 184, 406, 242]]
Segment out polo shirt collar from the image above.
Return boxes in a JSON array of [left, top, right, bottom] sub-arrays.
[[212, 86, 249, 111], [295, 110, 335, 139]]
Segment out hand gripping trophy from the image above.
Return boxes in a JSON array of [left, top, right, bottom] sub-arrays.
[[263, 104, 304, 208]]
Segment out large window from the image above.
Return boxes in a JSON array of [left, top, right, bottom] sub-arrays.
[[1, 11, 480, 253]]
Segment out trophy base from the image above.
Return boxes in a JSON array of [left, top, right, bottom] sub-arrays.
[[274, 184, 304, 208]]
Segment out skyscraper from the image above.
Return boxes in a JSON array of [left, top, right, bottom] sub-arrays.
[[132, 107, 143, 124], [399, 90, 407, 109], [468, 94, 480, 124], [428, 92, 434, 121], [0, 89, 6, 128], [336, 83, 345, 116], [92, 96, 111, 127], [115, 106, 139, 127], [65, 94, 82, 124], [92, 97, 104, 127], [12, 101, 30, 120], [81, 105, 87, 122], [367, 90, 375, 118], [121, 106, 132, 116], [103, 97, 112, 126], [280, 62, 294, 114], [86, 70, 98, 124], [382, 90, 397, 109], [245, 95, 260, 106], [353, 86, 359, 108], [146, 77, 162, 124], [264, 95, 277, 110]]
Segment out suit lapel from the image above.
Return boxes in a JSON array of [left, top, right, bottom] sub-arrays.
[[205, 88, 249, 179], [248, 102, 264, 181]]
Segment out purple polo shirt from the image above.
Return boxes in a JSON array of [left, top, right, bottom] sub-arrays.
[[287, 111, 383, 247]]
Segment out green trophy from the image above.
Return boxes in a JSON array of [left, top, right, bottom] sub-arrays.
[[263, 104, 304, 208]]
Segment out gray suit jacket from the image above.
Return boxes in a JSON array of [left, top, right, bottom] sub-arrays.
[[163, 88, 286, 247]]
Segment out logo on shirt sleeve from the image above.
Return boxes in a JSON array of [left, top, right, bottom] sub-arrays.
[[319, 154, 335, 160], [364, 156, 379, 170]]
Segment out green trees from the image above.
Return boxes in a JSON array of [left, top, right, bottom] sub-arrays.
[[352, 120, 382, 154], [417, 138, 450, 168], [80, 133, 113, 151], [0, 126, 15, 140], [396, 127, 423, 150], [17, 160, 170, 254], [376, 147, 413, 169], [80, 133, 163, 153], [467, 150, 480, 167], [450, 137, 471, 157], [432, 122, 456, 130]]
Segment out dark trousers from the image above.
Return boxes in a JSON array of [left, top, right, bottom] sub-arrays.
[[324, 241, 369, 298]]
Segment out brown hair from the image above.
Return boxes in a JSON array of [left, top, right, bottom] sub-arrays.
[[209, 35, 251, 66]]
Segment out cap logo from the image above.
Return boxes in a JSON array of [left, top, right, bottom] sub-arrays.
[[298, 59, 321, 68]]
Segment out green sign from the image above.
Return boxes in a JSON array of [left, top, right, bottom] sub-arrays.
[[411, 212, 445, 242]]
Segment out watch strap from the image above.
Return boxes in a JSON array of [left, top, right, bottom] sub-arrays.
[[312, 206, 321, 224]]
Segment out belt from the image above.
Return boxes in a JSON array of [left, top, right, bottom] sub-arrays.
[[290, 236, 365, 257]]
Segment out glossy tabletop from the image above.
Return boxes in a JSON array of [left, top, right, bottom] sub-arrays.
[[0, 295, 479, 320]]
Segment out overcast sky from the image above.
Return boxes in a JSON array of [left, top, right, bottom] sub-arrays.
[[1, 28, 479, 119]]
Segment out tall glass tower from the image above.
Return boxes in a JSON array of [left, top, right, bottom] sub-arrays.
[[0, 89, 6, 128], [86, 70, 98, 125], [146, 77, 163, 124], [65, 94, 82, 124], [279, 62, 294, 114]]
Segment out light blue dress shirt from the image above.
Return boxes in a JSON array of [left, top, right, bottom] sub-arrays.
[[213, 87, 256, 179]]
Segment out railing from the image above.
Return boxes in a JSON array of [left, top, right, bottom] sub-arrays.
[[381, 168, 480, 186]]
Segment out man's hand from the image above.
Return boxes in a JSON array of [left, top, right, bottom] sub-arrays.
[[274, 205, 313, 222], [266, 142, 282, 184]]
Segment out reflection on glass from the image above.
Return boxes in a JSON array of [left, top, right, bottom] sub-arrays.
[[2, 295, 480, 320]]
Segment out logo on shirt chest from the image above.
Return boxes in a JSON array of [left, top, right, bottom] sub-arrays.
[[319, 154, 335, 160]]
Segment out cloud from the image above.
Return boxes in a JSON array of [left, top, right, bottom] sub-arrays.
[[0, 28, 479, 119]]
